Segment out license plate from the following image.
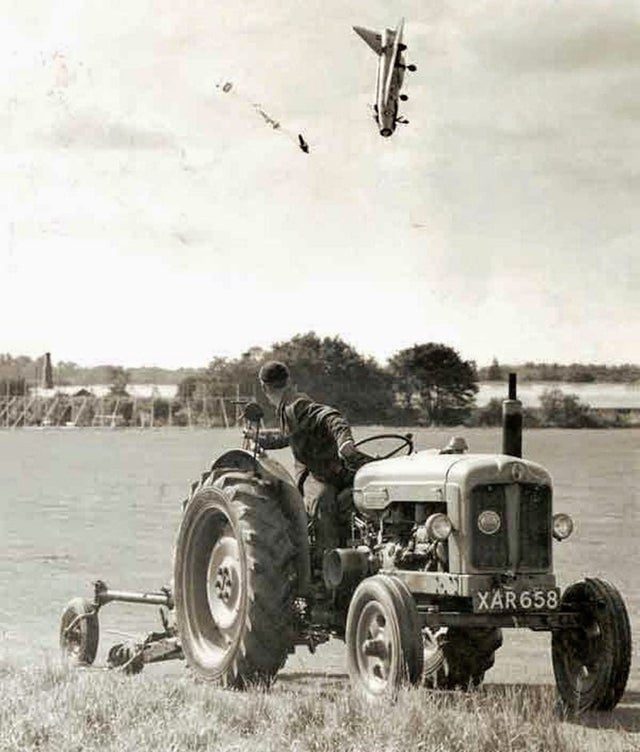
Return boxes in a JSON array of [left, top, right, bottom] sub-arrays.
[[473, 587, 560, 612]]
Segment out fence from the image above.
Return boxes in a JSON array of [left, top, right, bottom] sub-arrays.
[[0, 393, 255, 429]]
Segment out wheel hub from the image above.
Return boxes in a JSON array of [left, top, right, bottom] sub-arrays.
[[206, 533, 242, 632], [355, 602, 393, 692], [214, 565, 234, 602], [363, 637, 389, 660], [561, 624, 601, 693], [61, 614, 84, 656], [66, 625, 82, 654]]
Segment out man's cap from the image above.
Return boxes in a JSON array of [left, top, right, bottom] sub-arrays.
[[258, 360, 290, 388]]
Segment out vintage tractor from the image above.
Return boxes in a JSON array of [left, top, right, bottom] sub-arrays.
[[60, 376, 631, 712]]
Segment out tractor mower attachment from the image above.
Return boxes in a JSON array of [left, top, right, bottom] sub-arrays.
[[59, 579, 182, 673]]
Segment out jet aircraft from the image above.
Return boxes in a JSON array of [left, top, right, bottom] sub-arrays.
[[353, 18, 416, 137]]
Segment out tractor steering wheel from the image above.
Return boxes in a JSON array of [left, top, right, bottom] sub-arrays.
[[353, 433, 414, 461]]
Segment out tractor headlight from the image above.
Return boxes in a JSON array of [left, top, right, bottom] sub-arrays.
[[552, 513, 574, 540], [425, 513, 453, 541], [477, 509, 502, 535]]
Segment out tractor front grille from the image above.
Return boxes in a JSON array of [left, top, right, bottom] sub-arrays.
[[518, 484, 552, 569], [470, 485, 509, 569], [469, 482, 552, 572]]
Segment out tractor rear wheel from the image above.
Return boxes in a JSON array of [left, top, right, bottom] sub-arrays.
[[552, 577, 631, 712], [424, 627, 503, 690], [59, 597, 99, 666], [173, 472, 296, 688], [346, 575, 423, 699]]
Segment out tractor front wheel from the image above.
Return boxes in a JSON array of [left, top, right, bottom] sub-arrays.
[[346, 575, 423, 699], [552, 577, 631, 712]]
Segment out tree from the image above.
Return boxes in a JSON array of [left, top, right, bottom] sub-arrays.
[[177, 375, 200, 402], [564, 364, 596, 383], [539, 388, 597, 428], [106, 366, 129, 397], [270, 332, 396, 423], [0, 376, 26, 396], [472, 397, 503, 426], [389, 343, 478, 426], [486, 357, 504, 381], [177, 332, 398, 425]]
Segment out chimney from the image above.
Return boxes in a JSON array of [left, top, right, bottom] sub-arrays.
[[43, 352, 53, 389]]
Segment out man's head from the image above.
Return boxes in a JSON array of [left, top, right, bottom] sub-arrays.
[[258, 360, 290, 406]]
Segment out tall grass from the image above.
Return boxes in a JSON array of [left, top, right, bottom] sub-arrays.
[[0, 658, 635, 752]]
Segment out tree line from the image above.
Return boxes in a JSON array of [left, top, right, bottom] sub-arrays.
[[0, 338, 482, 426], [3, 352, 637, 392], [468, 389, 623, 429], [0, 354, 201, 390], [479, 358, 640, 384], [176, 333, 479, 427], [1, 340, 637, 428]]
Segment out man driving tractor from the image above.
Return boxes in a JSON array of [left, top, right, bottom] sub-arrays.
[[252, 360, 370, 562]]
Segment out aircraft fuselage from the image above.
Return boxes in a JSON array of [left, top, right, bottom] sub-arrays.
[[353, 19, 410, 138], [375, 28, 406, 137]]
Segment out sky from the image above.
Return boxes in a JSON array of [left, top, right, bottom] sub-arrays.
[[1, 0, 638, 369]]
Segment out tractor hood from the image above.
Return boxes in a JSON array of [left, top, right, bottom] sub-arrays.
[[353, 450, 551, 512]]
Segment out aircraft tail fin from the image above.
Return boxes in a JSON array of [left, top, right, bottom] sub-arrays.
[[353, 26, 383, 55], [395, 18, 405, 49]]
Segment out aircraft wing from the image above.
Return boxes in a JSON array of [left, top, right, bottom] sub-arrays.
[[353, 26, 383, 55]]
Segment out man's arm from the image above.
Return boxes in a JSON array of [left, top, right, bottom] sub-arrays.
[[290, 399, 354, 446], [245, 428, 290, 450], [290, 398, 369, 468]]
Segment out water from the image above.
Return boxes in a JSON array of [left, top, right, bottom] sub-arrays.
[[477, 381, 640, 408], [32, 380, 640, 407], [0, 427, 638, 689]]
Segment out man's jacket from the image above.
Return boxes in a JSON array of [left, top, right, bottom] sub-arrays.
[[259, 392, 355, 487]]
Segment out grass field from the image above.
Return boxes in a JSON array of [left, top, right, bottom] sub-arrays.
[[0, 426, 638, 750], [1, 659, 638, 752]]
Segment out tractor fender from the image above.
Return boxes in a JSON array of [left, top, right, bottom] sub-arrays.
[[211, 449, 311, 595]]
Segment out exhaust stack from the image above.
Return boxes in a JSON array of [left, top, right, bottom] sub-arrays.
[[502, 372, 523, 458]]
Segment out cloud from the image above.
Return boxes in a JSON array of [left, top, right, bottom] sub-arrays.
[[445, 121, 561, 144], [47, 113, 174, 150], [611, 99, 640, 123], [467, 2, 640, 73]]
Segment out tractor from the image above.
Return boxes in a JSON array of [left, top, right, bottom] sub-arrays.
[[60, 375, 631, 712]]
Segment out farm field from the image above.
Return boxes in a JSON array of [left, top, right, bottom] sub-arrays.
[[0, 426, 638, 750]]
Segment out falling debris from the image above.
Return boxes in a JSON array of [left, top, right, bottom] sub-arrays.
[[254, 106, 281, 130], [215, 80, 311, 154]]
